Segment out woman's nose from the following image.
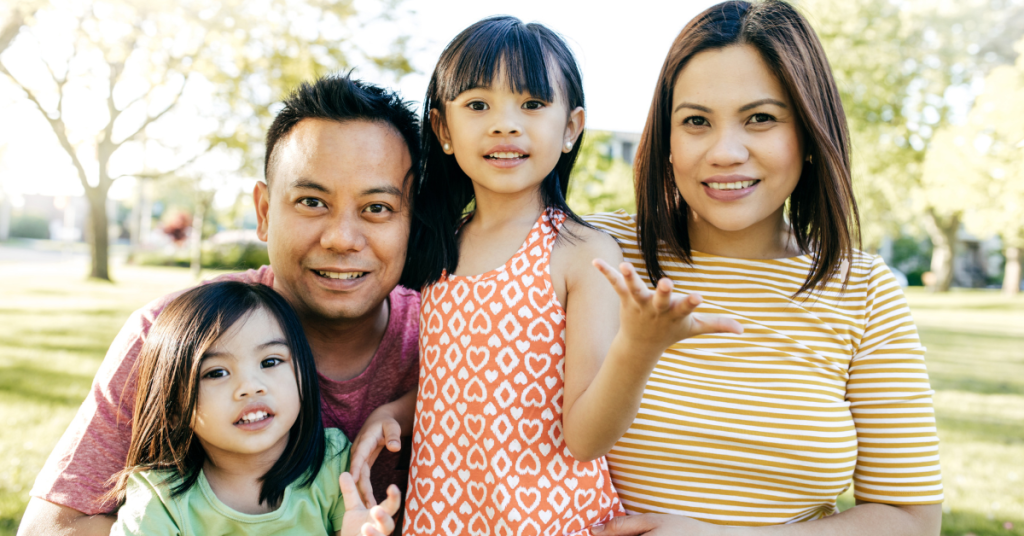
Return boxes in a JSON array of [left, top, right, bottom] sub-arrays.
[[706, 127, 749, 166]]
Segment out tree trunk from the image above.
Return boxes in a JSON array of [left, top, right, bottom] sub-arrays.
[[1004, 246, 1021, 296], [85, 187, 111, 281], [189, 198, 207, 280], [923, 209, 960, 292]]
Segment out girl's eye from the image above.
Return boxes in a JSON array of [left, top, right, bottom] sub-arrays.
[[202, 368, 227, 379], [364, 203, 391, 214], [522, 100, 545, 110], [750, 113, 776, 124], [683, 116, 709, 127], [468, 101, 488, 111], [261, 357, 283, 369], [299, 198, 325, 209]]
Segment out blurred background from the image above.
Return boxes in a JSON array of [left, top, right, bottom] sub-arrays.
[[0, 0, 1022, 534]]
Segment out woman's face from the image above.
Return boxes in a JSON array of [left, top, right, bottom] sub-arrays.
[[669, 44, 804, 237]]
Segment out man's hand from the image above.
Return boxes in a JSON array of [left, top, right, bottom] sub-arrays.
[[593, 260, 743, 354], [337, 473, 401, 536], [350, 392, 414, 506], [17, 498, 116, 536]]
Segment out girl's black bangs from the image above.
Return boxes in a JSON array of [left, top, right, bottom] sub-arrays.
[[439, 23, 555, 103]]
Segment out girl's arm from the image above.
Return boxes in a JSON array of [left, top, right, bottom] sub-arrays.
[[589, 502, 941, 536], [559, 231, 742, 462], [348, 389, 416, 505]]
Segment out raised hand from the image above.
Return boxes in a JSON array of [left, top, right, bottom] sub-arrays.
[[593, 259, 743, 353], [338, 472, 402, 536]]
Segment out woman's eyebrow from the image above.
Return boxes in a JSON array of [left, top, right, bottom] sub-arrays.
[[738, 98, 788, 112], [674, 102, 712, 114]]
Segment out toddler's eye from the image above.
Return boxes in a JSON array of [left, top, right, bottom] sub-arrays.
[[468, 101, 488, 111], [750, 113, 776, 124], [522, 100, 545, 110], [203, 368, 227, 379], [683, 116, 709, 127], [261, 357, 284, 368]]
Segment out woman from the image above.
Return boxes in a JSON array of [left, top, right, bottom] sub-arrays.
[[588, 1, 943, 534]]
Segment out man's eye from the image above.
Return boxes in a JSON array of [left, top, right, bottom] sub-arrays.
[[365, 203, 391, 214], [202, 368, 227, 379], [750, 113, 776, 124], [468, 101, 488, 111], [523, 100, 545, 110], [683, 116, 709, 127], [299, 198, 325, 208], [261, 357, 283, 368]]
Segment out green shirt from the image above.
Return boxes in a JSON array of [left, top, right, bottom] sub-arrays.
[[112, 428, 351, 536]]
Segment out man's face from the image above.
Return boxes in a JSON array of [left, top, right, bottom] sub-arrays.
[[255, 118, 412, 322]]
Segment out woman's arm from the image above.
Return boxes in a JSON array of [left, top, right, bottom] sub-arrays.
[[591, 502, 941, 536], [558, 228, 742, 461]]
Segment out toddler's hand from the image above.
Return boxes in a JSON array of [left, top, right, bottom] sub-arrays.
[[350, 412, 403, 506], [593, 259, 743, 352], [338, 472, 402, 536]]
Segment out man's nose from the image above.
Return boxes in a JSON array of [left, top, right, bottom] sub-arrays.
[[320, 212, 367, 252]]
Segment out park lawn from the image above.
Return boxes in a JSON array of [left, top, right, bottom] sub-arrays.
[[1, 263, 1022, 535]]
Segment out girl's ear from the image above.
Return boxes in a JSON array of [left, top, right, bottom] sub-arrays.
[[430, 109, 454, 154], [563, 106, 586, 153]]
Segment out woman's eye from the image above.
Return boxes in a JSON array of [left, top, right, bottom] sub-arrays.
[[364, 203, 391, 214], [522, 100, 545, 110], [683, 116, 709, 127], [750, 113, 776, 124], [468, 101, 488, 111], [261, 357, 283, 369], [202, 368, 227, 379], [299, 198, 325, 209]]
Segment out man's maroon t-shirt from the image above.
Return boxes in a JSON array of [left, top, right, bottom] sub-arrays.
[[30, 266, 419, 515]]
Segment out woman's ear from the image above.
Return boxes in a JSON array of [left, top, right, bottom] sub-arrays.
[[563, 106, 586, 153], [430, 109, 453, 154]]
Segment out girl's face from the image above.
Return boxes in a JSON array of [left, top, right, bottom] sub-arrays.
[[669, 44, 804, 237], [435, 70, 584, 199], [191, 308, 301, 462]]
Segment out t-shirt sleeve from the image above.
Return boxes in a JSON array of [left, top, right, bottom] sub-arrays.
[[325, 429, 353, 532], [847, 257, 943, 504], [29, 305, 154, 515], [109, 473, 182, 536]]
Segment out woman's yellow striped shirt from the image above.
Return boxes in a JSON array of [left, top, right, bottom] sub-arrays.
[[588, 211, 943, 525]]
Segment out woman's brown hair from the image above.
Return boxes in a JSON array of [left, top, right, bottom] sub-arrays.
[[636, 0, 859, 295], [105, 282, 325, 509]]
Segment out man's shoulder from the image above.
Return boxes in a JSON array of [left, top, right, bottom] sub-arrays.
[[388, 284, 421, 313]]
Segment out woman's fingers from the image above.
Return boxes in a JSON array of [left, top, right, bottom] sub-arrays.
[[689, 312, 744, 336], [651, 277, 674, 312], [620, 262, 652, 303], [593, 259, 631, 299]]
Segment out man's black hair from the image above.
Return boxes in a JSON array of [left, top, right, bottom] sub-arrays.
[[264, 73, 420, 184]]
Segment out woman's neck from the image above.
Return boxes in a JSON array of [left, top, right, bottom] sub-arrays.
[[687, 206, 803, 260], [200, 438, 288, 514]]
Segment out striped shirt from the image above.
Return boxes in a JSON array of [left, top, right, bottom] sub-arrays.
[[587, 211, 943, 525]]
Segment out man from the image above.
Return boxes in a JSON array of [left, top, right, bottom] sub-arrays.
[[18, 74, 420, 535]]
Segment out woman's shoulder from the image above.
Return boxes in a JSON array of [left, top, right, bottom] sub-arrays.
[[582, 210, 637, 244]]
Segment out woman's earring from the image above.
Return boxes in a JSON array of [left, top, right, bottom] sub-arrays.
[[805, 154, 813, 164], [669, 154, 674, 164], [443, 143, 451, 153], [564, 141, 573, 152]]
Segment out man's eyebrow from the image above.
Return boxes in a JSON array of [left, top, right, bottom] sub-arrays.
[[739, 98, 788, 112], [288, 178, 331, 193], [674, 102, 712, 114], [361, 185, 403, 197]]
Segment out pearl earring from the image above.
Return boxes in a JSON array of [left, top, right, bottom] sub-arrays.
[[669, 154, 674, 164], [443, 143, 451, 152], [805, 154, 813, 164], [564, 141, 573, 151]]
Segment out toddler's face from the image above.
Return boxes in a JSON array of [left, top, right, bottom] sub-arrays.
[[192, 308, 301, 463], [436, 69, 583, 198]]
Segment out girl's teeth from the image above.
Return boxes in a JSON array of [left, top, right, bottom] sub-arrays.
[[488, 152, 525, 159], [239, 411, 269, 424], [707, 180, 757, 190]]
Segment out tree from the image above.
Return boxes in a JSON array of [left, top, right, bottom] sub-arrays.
[[567, 131, 635, 215], [808, 0, 1023, 290], [0, 0, 411, 281]]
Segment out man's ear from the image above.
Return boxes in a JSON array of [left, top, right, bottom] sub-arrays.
[[430, 109, 453, 154], [563, 106, 586, 152], [254, 181, 271, 242]]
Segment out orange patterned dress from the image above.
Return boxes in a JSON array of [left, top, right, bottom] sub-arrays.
[[404, 209, 624, 536]]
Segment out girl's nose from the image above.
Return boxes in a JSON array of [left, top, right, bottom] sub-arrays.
[[235, 372, 268, 399], [491, 105, 522, 135], [706, 127, 749, 166]]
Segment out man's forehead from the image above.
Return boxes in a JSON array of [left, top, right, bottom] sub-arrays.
[[270, 118, 411, 193]]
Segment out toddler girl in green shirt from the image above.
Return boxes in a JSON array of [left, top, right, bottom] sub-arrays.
[[106, 281, 400, 536]]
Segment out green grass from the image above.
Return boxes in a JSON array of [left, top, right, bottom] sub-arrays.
[[0, 262, 1022, 535]]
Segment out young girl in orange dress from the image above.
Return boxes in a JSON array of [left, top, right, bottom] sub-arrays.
[[352, 16, 742, 536]]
